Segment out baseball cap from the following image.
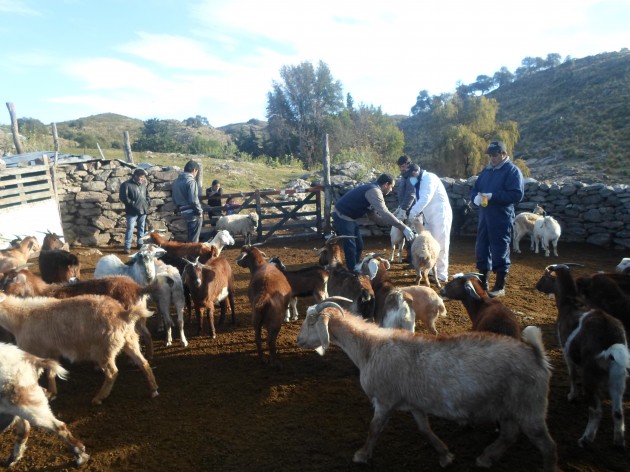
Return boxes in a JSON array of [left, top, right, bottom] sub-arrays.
[[486, 141, 507, 155]]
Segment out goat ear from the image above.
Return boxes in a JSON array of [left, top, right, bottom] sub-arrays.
[[314, 315, 331, 355], [464, 280, 482, 300], [366, 259, 379, 280]]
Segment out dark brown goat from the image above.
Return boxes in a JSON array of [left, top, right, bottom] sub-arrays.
[[439, 273, 520, 339], [575, 273, 630, 334], [181, 257, 235, 338], [145, 232, 217, 263], [236, 245, 291, 366], [38, 231, 81, 283]]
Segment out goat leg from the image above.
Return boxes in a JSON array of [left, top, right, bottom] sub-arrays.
[[411, 409, 454, 467], [4, 417, 29, 467], [353, 403, 393, 464]]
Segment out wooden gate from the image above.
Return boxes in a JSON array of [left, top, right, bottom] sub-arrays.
[[203, 186, 324, 242]]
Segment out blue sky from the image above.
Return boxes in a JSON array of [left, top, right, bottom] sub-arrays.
[[1, 0, 628, 127]]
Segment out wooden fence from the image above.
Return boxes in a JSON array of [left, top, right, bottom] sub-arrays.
[[202, 187, 324, 242]]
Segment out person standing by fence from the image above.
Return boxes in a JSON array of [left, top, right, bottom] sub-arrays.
[[172, 160, 204, 242], [206, 179, 223, 226], [119, 168, 150, 254]]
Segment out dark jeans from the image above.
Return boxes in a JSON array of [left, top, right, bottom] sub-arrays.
[[332, 212, 363, 271], [183, 212, 202, 242], [124, 214, 147, 250]]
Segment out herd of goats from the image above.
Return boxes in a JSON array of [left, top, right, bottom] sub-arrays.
[[0, 207, 629, 470]]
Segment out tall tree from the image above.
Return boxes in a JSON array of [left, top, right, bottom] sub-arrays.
[[266, 61, 344, 168]]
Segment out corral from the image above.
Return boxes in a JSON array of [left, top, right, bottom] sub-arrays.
[[1, 236, 628, 471]]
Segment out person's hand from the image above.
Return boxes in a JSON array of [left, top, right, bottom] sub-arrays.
[[402, 226, 415, 242], [474, 194, 482, 206], [484, 193, 492, 200]]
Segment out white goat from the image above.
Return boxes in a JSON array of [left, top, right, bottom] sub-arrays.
[[409, 214, 440, 287], [203, 229, 235, 255], [381, 289, 415, 331], [94, 245, 166, 283], [216, 212, 259, 245], [297, 301, 557, 471], [533, 215, 561, 257], [0, 343, 89, 467], [389, 207, 407, 263], [154, 260, 188, 347], [512, 204, 545, 253]]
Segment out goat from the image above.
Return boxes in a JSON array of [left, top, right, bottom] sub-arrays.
[[399, 285, 447, 335], [0, 293, 159, 405], [181, 256, 236, 338], [535, 264, 629, 448], [297, 300, 557, 471], [316, 235, 375, 319], [203, 229, 235, 255], [38, 230, 81, 283], [0, 343, 89, 467], [575, 272, 630, 335], [94, 245, 166, 284], [408, 214, 440, 287], [389, 207, 407, 263], [439, 273, 521, 339], [154, 260, 188, 347], [357, 253, 415, 331], [451, 199, 473, 237], [216, 212, 259, 245], [236, 245, 291, 366], [268, 255, 329, 322], [616, 257, 630, 274], [0, 236, 40, 273], [512, 204, 546, 253], [533, 215, 561, 257], [144, 231, 218, 263]]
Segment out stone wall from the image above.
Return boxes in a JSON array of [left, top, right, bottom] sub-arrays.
[[55, 159, 630, 250]]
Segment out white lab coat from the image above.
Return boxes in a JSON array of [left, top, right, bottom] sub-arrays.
[[408, 171, 453, 281]]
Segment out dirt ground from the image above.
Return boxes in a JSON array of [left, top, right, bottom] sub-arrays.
[[2, 235, 629, 472]]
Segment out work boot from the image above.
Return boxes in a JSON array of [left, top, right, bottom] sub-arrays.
[[489, 271, 508, 297], [478, 270, 489, 291]]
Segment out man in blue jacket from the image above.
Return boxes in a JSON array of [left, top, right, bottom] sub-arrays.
[[119, 168, 150, 254], [470, 141, 524, 297], [333, 173, 414, 271], [172, 160, 204, 242]]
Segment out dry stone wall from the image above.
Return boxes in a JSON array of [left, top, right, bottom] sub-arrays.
[[55, 159, 630, 250]]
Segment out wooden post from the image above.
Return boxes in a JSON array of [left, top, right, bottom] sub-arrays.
[[123, 131, 134, 163], [96, 143, 106, 159], [50, 123, 60, 199], [195, 159, 204, 196], [322, 133, 333, 234], [6, 102, 24, 154]]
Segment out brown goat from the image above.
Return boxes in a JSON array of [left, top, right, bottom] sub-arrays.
[[575, 273, 630, 334], [0, 293, 158, 405], [0, 236, 40, 273], [38, 231, 81, 283], [236, 245, 291, 366], [1, 270, 157, 360], [145, 231, 217, 263], [439, 273, 520, 339], [181, 256, 235, 338]]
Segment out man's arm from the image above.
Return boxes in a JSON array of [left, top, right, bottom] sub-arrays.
[[365, 188, 407, 231]]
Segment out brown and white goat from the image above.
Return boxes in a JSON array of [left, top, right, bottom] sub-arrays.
[[0, 343, 89, 467], [38, 231, 81, 283], [0, 293, 159, 405], [439, 273, 520, 339], [0, 236, 40, 273], [144, 231, 218, 263], [181, 256, 236, 338], [536, 264, 629, 448], [316, 235, 375, 319], [268, 255, 328, 322], [297, 301, 557, 471], [512, 204, 545, 253], [236, 245, 291, 366], [576, 272, 630, 334]]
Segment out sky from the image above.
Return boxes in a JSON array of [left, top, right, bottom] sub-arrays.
[[1, 0, 628, 128]]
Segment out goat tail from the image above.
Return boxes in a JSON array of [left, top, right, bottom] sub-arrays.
[[522, 326, 551, 371], [33, 356, 70, 381], [126, 301, 154, 322]]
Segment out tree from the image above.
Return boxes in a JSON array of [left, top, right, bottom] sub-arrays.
[[266, 60, 344, 168], [411, 90, 432, 115], [184, 115, 210, 128], [133, 118, 181, 153], [493, 67, 514, 88]]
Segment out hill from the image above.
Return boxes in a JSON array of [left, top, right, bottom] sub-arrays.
[[56, 113, 144, 149]]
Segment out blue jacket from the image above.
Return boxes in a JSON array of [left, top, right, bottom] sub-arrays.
[[470, 158, 524, 223], [335, 183, 378, 219]]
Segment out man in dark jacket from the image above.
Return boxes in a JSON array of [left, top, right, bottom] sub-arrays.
[[172, 160, 204, 242], [119, 168, 150, 254], [333, 173, 414, 271]]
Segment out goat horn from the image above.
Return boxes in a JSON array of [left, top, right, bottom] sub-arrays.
[[314, 298, 352, 316], [251, 242, 264, 247]]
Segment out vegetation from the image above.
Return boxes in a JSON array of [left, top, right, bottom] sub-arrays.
[[2, 50, 629, 183]]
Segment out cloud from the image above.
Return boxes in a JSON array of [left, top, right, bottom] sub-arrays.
[[0, 0, 41, 15]]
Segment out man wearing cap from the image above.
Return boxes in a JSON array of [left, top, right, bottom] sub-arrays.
[[119, 167, 150, 254], [470, 140, 524, 297], [333, 173, 414, 272]]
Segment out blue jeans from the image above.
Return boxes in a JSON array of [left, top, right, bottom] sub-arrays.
[[125, 214, 147, 250], [183, 212, 202, 242], [332, 212, 363, 271]]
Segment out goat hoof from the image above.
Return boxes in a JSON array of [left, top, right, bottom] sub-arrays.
[[76, 452, 90, 466], [91, 398, 103, 406], [151, 390, 159, 398], [475, 454, 491, 468], [352, 450, 369, 464], [440, 452, 455, 467]]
